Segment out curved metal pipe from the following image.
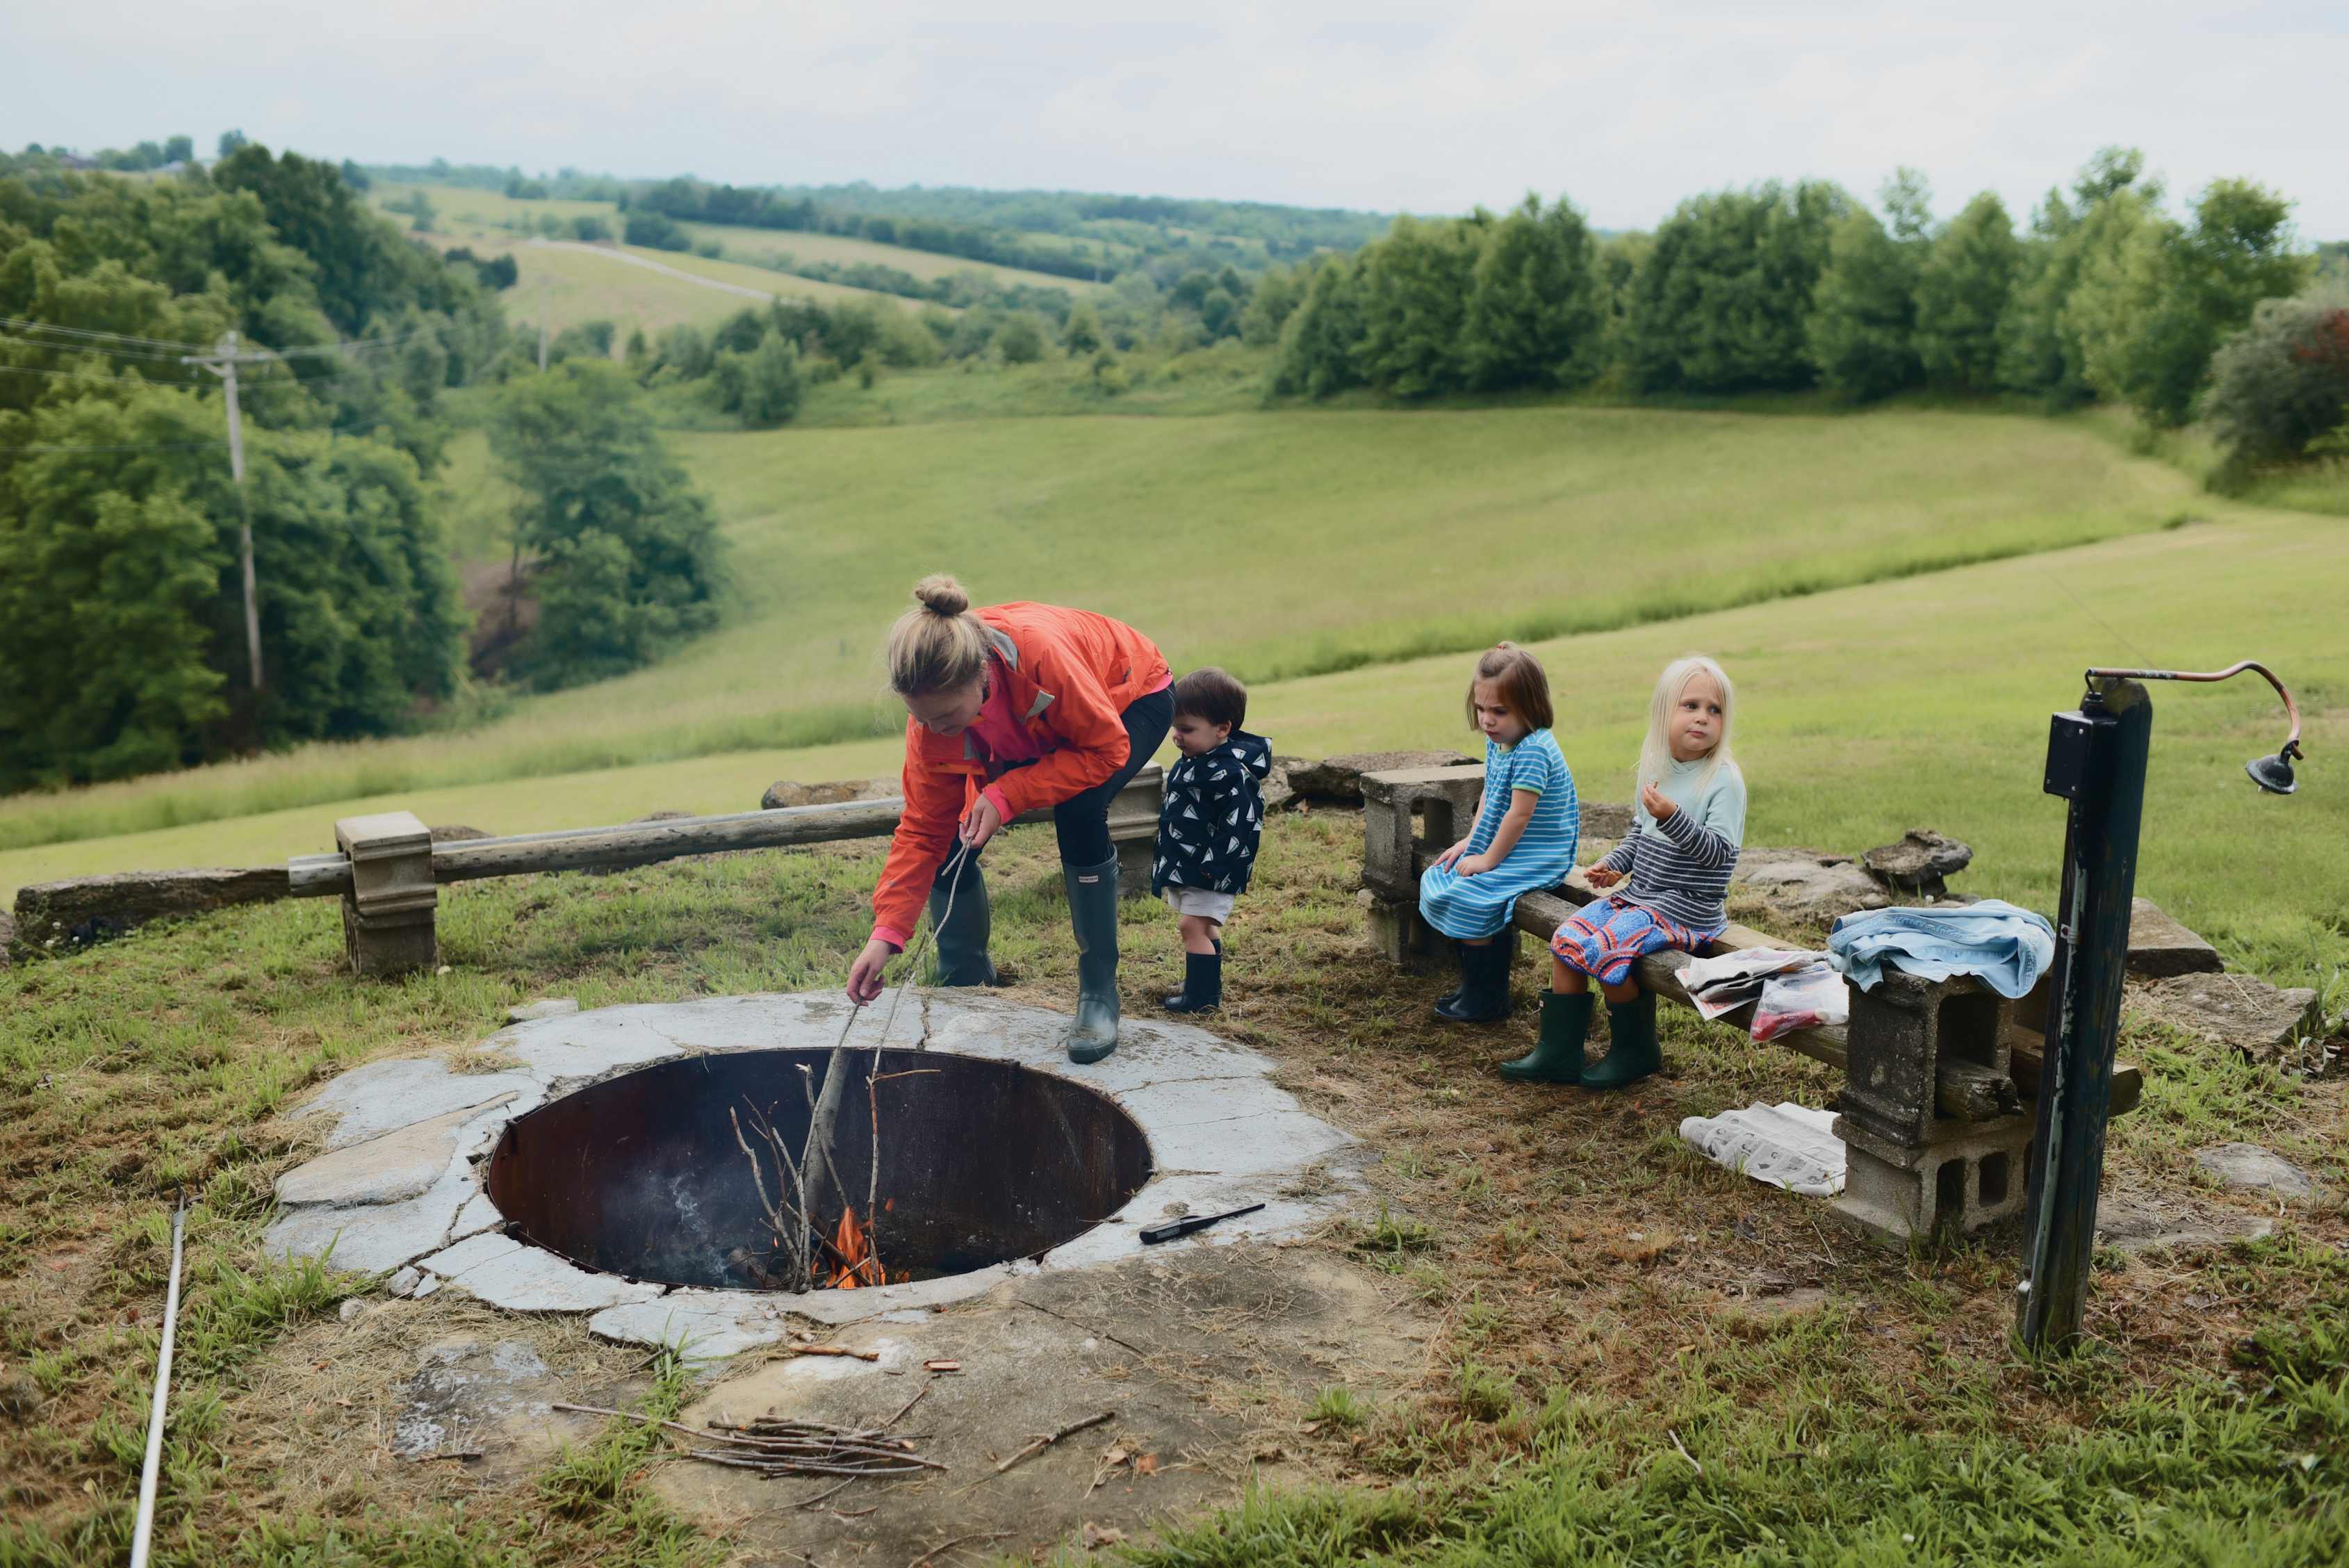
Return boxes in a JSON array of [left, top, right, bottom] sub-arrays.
[[2085, 660, 2303, 757]]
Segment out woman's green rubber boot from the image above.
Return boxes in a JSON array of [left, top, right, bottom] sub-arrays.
[[1582, 990, 1661, 1090], [1501, 991, 1591, 1084]]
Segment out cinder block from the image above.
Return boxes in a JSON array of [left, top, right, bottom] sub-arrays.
[[1833, 1113, 2033, 1243], [1842, 966, 2013, 1147]]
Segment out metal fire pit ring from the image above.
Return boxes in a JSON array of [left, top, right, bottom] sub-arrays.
[[268, 990, 1368, 1359]]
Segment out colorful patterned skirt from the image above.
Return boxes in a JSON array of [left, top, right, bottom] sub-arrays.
[[1550, 896, 1703, 986]]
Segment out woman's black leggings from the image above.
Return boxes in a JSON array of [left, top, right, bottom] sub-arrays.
[[934, 687, 1174, 892]]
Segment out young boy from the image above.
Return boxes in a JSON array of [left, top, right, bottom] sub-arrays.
[[1152, 667, 1271, 1013]]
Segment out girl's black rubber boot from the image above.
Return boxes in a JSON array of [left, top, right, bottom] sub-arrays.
[[1434, 940, 1512, 1023], [1162, 950, 1222, 1013]]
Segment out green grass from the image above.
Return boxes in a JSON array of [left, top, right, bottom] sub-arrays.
[[677, 219, 1111, 297], [0, 404, 2207, 872]]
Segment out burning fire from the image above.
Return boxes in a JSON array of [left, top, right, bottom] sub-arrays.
[[824, 1204, 886, 1290]]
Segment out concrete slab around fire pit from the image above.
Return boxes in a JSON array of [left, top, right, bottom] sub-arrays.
[[268, 990, 1370, 1354]]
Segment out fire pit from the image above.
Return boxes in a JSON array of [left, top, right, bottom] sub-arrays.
[[484, 1049, 1154, 1293]]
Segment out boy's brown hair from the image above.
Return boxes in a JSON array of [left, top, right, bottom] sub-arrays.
[[1173, 666, 1247, 730], [1465, 642, 1553, 733]]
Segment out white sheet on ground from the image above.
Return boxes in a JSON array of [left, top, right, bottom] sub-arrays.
[[1678, 1102, 1845, 1196]]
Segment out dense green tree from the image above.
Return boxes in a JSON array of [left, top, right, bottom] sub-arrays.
[[2068, 179, 2308, 425], [2203, 293, 2349, 470], [1457, 195, 1605, 392], [1998, 149, 2152, 404], [737, 332, 803, 427], [163, 136, 194, 165], [1354, 214, 1482, 398], [0, 390, 465, 785], [1239, 264, 1307, 348], [623, 211, 688, 250], [215, 145, 464, 332], [1913, 193, 2020, 392], [1062, 300, 1103, 354], [1625, 181, 1851, 393], [485, 361, 726, 690], [995, 313, 1046, 364], [216, 129, 248, 158], [1807, 206, 1921, 400], [1271, 256, 1366, 398]]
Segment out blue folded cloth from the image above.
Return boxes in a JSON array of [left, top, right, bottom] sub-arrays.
[[1826, 899, 2056, 999]]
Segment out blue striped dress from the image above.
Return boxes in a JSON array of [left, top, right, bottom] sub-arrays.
[[1418, 730, 1580, 940]]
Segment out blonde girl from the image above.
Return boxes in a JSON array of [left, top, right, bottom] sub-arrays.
[[1504, 655, 1744, 1087]]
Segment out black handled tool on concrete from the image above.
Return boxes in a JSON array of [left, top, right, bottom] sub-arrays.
[[1140, 1203, 1265, 1245]]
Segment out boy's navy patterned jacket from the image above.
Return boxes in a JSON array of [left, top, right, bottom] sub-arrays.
[[1152, 730, 1272, 897]]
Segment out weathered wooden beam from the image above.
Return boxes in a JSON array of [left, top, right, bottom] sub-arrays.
[[286, 767, 1168, 899]]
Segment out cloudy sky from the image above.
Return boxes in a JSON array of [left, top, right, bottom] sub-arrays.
[[11, 1, 2347, 236]]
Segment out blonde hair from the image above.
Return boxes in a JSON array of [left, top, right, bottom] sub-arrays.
[[1464, 642, 1554, 733], [1637, 654, 1737, 793], [886, 574, 989, 697]]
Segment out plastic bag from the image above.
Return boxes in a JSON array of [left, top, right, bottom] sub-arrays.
[[1752, 962, 1849, 1042]]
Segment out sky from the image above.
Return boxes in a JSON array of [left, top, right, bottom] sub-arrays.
[[9, 1, 2348, 238]]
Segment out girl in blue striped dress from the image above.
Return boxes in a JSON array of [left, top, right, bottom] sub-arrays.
[[1504, 655, 1745, 1088], [1418, 644, 1580, 1022]]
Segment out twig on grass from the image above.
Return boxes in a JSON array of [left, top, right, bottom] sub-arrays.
[[995, 1409, 1116, 1475], [908, 1531, 1010, 1568]]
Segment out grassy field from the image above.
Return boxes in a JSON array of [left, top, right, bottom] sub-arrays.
[[674, 218, 1111, 296], [375, 179, 1094, 303], [0, 405, 2205, 871], [450, 237, 925, 343]]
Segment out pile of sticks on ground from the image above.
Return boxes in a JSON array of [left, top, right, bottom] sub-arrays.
[[553, 1403, 944, 1480]]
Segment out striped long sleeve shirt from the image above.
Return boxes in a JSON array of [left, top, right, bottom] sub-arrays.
[[1597, 758, 1746, 936]]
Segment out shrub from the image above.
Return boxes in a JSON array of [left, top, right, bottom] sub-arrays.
[[2205, 293, 2349, 470]]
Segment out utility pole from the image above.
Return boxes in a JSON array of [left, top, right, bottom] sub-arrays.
[[185, 330, 270, 693]]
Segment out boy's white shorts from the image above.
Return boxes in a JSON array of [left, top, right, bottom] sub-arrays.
[[1162, 887, 1236, 924]]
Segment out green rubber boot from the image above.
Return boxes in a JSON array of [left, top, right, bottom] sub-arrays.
[[926, 861, 995, 987], [1583, 990, 1662, 1090], [1062, 856, 1122, 1063], [1501, 991, 1592, 1084]]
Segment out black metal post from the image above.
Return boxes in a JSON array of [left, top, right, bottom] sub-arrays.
[[2017, 676, 2152, 1352]]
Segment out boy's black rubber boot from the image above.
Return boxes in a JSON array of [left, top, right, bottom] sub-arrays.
[[926, 865, 996, 986], [1162, 950, 1222, 1013], [1434, 940, 1512, 1023], [1062, 856, 1122, 1064], [1583, 990, 1662, 1089], [1502, 991, 1592, 1083]]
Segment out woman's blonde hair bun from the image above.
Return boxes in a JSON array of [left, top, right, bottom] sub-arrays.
[[887, 574, 988, 696], [912, 574, 970, 618]]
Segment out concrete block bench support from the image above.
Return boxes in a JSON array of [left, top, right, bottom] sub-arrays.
[[1357, 764, 2136, 1246], [335, 811, 438, 977]]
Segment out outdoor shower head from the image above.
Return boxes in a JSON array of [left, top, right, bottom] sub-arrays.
[[2245, 742, 2301, 795], [2084, 660, 2305, 797]]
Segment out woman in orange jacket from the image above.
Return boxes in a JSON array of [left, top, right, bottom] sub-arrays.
[[844, 575, 1173, 1063]]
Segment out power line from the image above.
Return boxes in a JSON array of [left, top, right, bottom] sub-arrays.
[[0, 330, 199, 364], [0, 360, 205, 385], [0, 316, 207, 352]]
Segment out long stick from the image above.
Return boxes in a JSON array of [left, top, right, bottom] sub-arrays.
[[129, 1195, 188, 1568], [993, 1409, 1115, 1475]]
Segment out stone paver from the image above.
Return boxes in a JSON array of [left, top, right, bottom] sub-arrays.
[[2127, 899, 2223, 978], [2134, 974, 2324, 1061], [277, 1100, 504, 1208], [2195, 1143, 2321, 1201], [290, 1058, 537, 1150]]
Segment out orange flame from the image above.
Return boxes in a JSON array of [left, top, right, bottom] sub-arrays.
[[824, 1204, 884, 1289]]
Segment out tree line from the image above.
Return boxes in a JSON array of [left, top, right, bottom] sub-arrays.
[[1263, 149, 2340, 471], [0, 147, 724, 792]]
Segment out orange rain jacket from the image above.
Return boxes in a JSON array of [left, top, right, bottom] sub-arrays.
[[870, 602, 1170, 946]]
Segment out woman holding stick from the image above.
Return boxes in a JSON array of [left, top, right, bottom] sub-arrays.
[[844, 575, 1172, 1064]]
